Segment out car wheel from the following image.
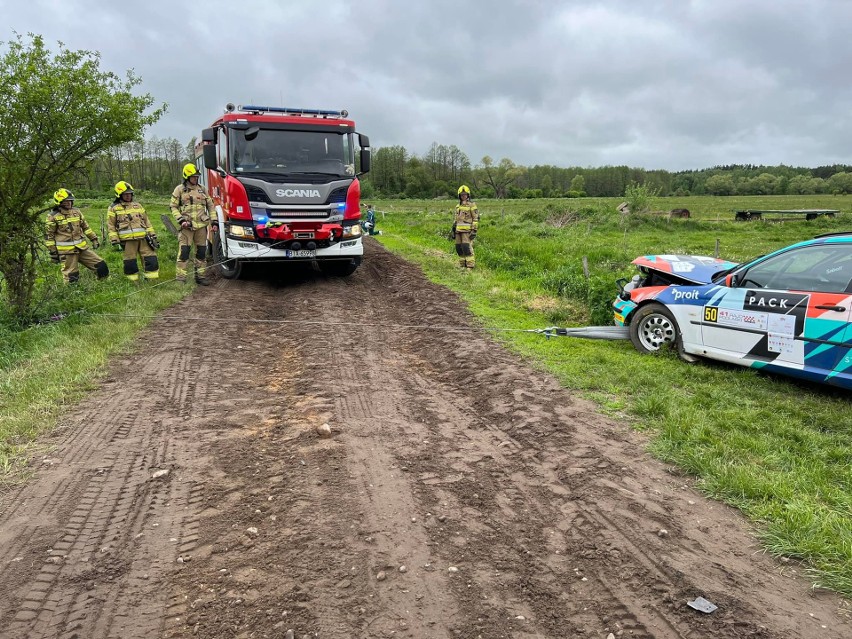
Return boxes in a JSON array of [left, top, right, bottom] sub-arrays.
[[629, 303, 698, 363]]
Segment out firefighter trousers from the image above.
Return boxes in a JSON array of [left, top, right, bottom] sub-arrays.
[[454, 232, 475, 268], [122, 239, 159, 281], [176, 227, 209, 281], [61, 249, 108, 283]]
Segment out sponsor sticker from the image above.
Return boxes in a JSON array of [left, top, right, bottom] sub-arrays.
[[704, 306, 768, 331], [767, 313, 795, 336], [672, 288, 700, 302], [744, 291, 809, 312], [767, 313, 796, 354]]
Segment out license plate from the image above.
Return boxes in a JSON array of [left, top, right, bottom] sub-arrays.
[[285, 249, 315, 258]]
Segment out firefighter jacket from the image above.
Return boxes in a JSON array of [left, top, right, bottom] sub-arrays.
[[108, 200, 154, 243], [45, 207, 98, 254], [170, 182, 215, 229], [454, 201, 479, 233]]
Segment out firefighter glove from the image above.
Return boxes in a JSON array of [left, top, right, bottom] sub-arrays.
[[179, 217, 190, 228], [90, 236, 100, 249], [49, 251, 60, 264], [470, 231, 477, 241], [146, 233, 160, 250], [112, 241, 123, 252]]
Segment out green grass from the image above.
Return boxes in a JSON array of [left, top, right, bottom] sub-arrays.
[[0, 197, 190, 480], [372, 194, 852, 597]]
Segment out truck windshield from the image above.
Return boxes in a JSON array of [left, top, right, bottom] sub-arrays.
[[230, 128, 355, 178]]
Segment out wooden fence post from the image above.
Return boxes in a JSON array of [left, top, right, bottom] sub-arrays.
[[582, 256, 590, 279]]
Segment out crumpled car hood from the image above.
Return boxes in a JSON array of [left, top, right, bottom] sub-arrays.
[[632, 255, 739, 285]]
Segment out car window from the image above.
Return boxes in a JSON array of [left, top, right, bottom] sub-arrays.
[[738, 244, 852, 293]]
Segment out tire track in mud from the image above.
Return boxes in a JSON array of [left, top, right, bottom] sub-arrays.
[[0, 292, 225, 639], [2, 242, 850, 638]]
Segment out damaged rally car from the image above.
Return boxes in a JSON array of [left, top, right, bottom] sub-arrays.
[[613, 232, 852, 389]]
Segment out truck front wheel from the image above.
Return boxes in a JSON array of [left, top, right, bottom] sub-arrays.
[[213, 235, 242, 279], [319, 257, 361, 277]]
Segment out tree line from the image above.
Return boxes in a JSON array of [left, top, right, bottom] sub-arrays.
[[60, 138, 852, 201], [363, 146, 852, 199]]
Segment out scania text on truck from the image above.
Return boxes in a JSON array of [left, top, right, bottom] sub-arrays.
[[197, 103, 371, 278]]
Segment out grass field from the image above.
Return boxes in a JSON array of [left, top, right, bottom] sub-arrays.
[[371, 194, 852, 596], [0, 196, 190, 480]]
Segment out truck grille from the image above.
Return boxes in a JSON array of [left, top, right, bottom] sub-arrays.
[[268, 210, 330, 218], [244, 185, 271, 204], [326, 187, 347, 204]]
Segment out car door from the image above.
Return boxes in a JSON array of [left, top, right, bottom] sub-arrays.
[[700, 242, 852, 382]]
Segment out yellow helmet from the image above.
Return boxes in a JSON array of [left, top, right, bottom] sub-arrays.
[[53, 188, 74, 206], [182, 163, 199, 180], [457, 185, 471, 196], [114, 181, 134, 198]]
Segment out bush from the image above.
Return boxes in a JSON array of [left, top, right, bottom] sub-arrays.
[[623, 181, 660, 215]]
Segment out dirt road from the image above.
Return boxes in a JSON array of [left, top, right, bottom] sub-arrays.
[[0, 240, 849, 639]]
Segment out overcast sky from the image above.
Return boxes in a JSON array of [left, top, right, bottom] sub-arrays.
[[4, 0, 852, 171]]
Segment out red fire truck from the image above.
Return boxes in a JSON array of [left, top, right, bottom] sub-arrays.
[[197, 103, 371, 278]]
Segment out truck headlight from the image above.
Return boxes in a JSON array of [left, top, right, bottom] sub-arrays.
[[342, 224, 361, 238], [228, 225, 254, 238]]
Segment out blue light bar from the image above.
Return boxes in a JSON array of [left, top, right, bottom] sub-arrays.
[[240, 105, 346, 117]]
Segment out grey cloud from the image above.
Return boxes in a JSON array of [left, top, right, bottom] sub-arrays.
[[4, 0, 852, 170]]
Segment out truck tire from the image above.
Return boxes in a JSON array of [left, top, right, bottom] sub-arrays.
[[629, 303, 697, 363], [319, 257, 361, 277], [213, 235, 242, 279]]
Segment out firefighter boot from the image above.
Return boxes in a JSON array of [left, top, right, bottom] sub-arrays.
[[194, 244, 210, 285]]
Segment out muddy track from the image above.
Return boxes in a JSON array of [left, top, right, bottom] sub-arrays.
[[0, 239, 849, 639]]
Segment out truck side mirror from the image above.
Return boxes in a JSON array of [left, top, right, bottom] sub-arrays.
[[359, 148, 371, 174], [202, 128, 216, 143], [358, 133, 370, 148], [202, 145, 218, 173]]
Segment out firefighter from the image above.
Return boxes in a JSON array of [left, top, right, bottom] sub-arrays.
[[45, 189, 109, 283], [452, 185, 479, 269], [170, 163, 217, 285], [108, 181, 159, 281], [361, 204, 380, 236]]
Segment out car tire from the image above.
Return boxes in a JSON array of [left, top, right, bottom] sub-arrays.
[[629, 303, 698, 363], [213, 234, 242, 280]]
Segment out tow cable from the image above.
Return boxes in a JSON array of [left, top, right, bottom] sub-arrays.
[[532, 326, 630, 340]]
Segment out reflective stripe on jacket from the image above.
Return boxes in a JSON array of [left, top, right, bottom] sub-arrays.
[[108, 201, 154, 241], [170, 183, 215, 229], [454, 202, 479, 232], [45, 208, 98, 253]]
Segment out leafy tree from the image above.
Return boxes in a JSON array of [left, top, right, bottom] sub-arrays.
[[477, 156, 525, 199], [741, 173, 779, 195], [828, 172, 852, 194], [369, 145, 408, 195], [0, 33, 164, 318], [705, 174, 736, 196], [569, 174, 586, 195], [788, 174, 816, 195], [404, 158, 432, 198]]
